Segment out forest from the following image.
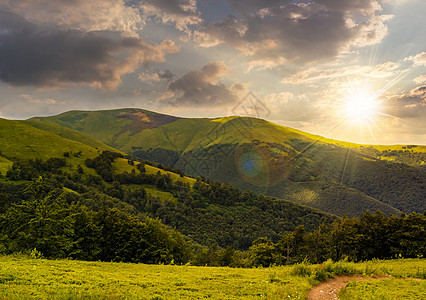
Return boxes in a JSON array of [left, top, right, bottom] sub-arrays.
[[0, 151, 424, 267]]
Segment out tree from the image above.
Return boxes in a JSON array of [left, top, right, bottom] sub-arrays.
[[248, 237, 275, 267], [2, 177, 75, 257]]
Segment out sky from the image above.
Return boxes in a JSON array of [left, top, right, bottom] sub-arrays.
[[0, 0, 425, 145]]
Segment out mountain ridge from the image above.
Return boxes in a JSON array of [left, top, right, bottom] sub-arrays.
[[25, 108, 426, 216], [30, 108, 426, 151]]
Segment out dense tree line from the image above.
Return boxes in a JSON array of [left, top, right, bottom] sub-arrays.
[[245, 211, 425, 267], [192, 211, 425, 267], [6, 158, 66, 181], [1, 153, 424, 267], [1, 152, 332, 251], [148, 141, 424, 216], [132, 148, 180, 169], [356, 145, 425, 167], [0, 177, 191, 263], [85, 151, 123, 182]]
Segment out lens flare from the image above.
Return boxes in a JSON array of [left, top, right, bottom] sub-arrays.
[[238, 152, 264, 177], [234, 144, 292, 188]]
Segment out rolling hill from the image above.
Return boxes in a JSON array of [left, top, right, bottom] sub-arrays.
[[0, 118, 113, 175], [0, 116, 337, 250], [0, 117, 196, 187], [29, 108, 425, 216]]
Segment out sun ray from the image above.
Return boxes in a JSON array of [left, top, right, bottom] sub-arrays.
[[340, 147, 352, 183], [366, 120, 379, 145], [374, 70, 411, 99], [295, 118, 346, 158]]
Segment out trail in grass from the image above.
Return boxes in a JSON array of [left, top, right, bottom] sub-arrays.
[[307, 275, 390, 300]]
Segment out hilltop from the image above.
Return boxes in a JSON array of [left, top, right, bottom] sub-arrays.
[[31, 108, 426, 158], [29, 108, 425, 216]]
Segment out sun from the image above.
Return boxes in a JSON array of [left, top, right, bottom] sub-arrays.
[[342, 89, 379, 124]]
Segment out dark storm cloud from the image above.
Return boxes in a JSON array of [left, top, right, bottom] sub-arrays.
[[167, 62, 241, 106], [318, 0, 381, 12], [158, 70, 175, 81], [196, 0, 390, 67], [0, 10, 179, 89]]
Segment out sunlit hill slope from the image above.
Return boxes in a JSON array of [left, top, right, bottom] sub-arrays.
[[30, 108, 425, 216]]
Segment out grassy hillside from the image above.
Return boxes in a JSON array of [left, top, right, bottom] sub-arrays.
[[0, 156, 13, 176], [32, 109, 426, 157], [1, 256, 424, 299], [0, 118, 110, 175], [30, 108, 180, 150], [21, 120, 117, 152], [33, 110, 326, 154], [29, 109, 426, 216], [111, 158, 196, 187]]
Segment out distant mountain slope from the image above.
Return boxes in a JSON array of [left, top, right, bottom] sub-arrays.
[[30, 108, 425, 216], [32, 109, 426, 158], [30, 108, 180, 150], [0, 118, 115, 174], [22, 120, 118, 152], [31, 109, 320, 153]]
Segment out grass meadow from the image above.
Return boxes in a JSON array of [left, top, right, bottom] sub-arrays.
[[0, 256, 424, 299], [339, 277, 425, 300]]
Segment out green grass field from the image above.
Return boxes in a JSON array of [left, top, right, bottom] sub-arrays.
[[112, 158, 196, 187], [339, 278, 425, 300], [0, 256, 311, 299], [0, 256, 424, 299], [142, 185, 178, 203]]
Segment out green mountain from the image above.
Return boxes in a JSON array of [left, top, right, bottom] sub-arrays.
[[30, 108, 426, 216], [0, 115, 338, 251], [0, 117, 193, 186], [0, 118, 116, 175]]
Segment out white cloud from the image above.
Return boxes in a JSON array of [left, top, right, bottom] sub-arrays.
[[414, 75, 426, 84], [282, 61, 400, 85], [404, 51, 426, 67], [19, 94, 60, 104]]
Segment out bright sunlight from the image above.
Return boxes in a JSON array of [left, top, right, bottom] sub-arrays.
[[342, 89, 379, 124]]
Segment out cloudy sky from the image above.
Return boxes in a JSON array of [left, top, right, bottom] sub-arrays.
[[0, 0, 424, 144]]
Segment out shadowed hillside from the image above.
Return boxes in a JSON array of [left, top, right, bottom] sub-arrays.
[[29, 109, 426, 216]]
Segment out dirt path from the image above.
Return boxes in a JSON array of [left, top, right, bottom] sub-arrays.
[[307, 275, 391, 300]]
